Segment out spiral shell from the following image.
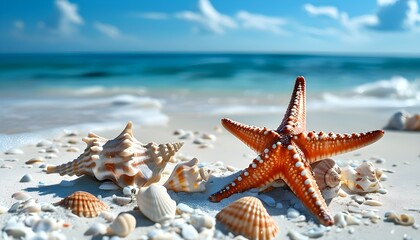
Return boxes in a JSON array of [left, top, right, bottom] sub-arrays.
[[107, 213, 136, 237], [54, 191, 108, 218], [312, 158, 341, 190], [164, 158, 206, 192], [385, 212, 415, 226], [216, 196, 279, 240], [136, 184, 176, 223], [47, 122, 183, 188]]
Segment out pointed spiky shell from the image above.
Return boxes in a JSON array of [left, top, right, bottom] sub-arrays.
[[216, 196, 279, 240], [312, 158, 341, 190], [54, 191, 108, 218], [136, 184, 176, 223], [46, 122, 183, 188], [164, 158, 206, 192]]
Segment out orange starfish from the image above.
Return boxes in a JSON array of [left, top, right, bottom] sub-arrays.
[[209, 76, 384, 226]]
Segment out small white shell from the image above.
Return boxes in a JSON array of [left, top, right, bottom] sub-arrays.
[[5, 148, 24, 155], [190, 214, 215, 230], [107, 213, 136, 237], [112, 195, 133, 206], [385, 212, 415, 226], [136, 184, 176, 223]]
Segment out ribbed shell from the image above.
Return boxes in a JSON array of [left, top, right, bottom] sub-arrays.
[[216, 196, 279, 240], [54, 191, 108, 218], [311, 158, 341, 190], [164, 158, 206, 192], [136, 184, 176, 223], [46, 122, 183, 188]]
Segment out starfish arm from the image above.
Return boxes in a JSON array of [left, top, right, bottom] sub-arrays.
[[295, 130, 385, 164], [209, 145, 284, 202], [221, 118, 280, 154], [277, 76, 306, 135], [278, 145, 334, 226]]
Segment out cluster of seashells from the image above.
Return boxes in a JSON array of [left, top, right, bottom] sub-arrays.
[[385, 110, 420, 131]]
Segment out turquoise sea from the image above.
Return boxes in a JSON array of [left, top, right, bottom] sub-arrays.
[[0, 53, 419, 150]]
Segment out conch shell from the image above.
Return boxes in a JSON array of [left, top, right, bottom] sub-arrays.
[[311, 158, 341, 190], [164, 158, 206, 192], [216, 196, 279, 240], [341, 162, 383, 193], [47, 122, 183, 188]]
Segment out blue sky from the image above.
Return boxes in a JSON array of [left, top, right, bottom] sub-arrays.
[[1, 0, 420, 54]]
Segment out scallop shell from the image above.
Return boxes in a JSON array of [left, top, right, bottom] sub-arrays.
[[164, 158, 206, 192], [107, 213, 136, 237], [136, 184, 176, 223], [47, 122, 183, 188], [311, 158, 341, 190], [341, 162, 383, 193], [54, 191, 108, 217], [216, 196, 279, 240]]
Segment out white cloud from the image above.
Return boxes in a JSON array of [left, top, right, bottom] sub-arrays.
[[175, 0, 237, 34], [134, 12, 169, 20], [377, 0, 398, 6], [303, 3, 339, 19], [55, 0, 84, 36], [93, 22, 120, 39], [372, 0, 420, 31], [13, 20, 25, 30], [236, 11, 287, 34]]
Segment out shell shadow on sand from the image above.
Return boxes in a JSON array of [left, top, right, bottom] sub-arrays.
[[24, 175, 119, 198]]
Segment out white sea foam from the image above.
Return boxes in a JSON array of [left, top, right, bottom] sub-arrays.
[[315, 76, 420, 109], [0, 94, 168, 151]]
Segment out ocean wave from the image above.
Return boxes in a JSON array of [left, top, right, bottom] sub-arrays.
[[317, 76, 420, 108]]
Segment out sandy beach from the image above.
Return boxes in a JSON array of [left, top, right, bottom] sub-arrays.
[[1, 95, 420, 239]]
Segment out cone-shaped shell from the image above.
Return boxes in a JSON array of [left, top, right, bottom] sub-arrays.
[[312, 158, 341, 190], [164, 158, 206, 192], [46, 122, 183, 188], [136, 184, 176, 223], [216, 196, 279, 240], [54, 191, 108, 218], [107, 213, 136, 237]]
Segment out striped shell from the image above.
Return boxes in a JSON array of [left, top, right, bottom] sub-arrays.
[[47, 122, 183, 188], [216, 196, 279, 240], [164, 158, 206, 192], [311, 158, 341, 190], [136, 184, 176, 223], [54, 191, 108, 218]]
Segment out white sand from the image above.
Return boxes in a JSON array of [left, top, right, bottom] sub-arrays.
[[1, 106, 420, 239]]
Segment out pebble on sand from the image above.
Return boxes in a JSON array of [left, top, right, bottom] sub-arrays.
[[20, 174, 34, 183]]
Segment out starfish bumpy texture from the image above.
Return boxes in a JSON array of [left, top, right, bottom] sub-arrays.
[[209, 76, 384, 226]]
